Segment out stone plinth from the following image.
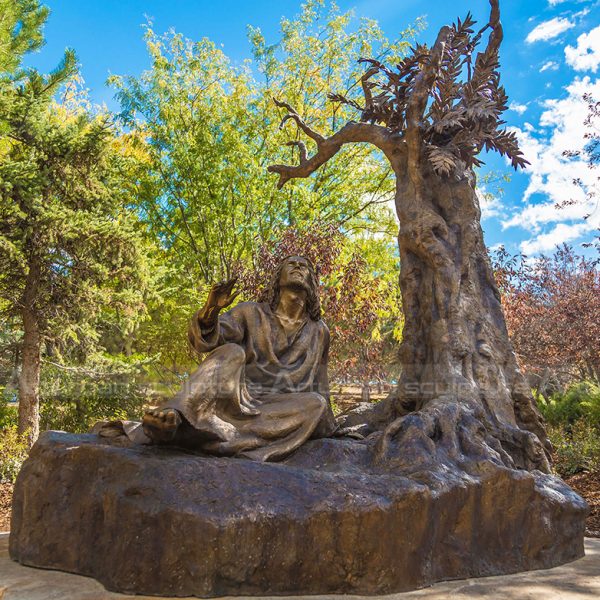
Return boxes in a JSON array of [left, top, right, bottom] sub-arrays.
[[9, 431, 588, 597]]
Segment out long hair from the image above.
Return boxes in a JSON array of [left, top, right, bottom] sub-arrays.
[[264, 256, 321, 321]]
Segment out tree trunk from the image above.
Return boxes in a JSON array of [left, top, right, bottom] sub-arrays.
[[361, 383, 371, 403], [388, 155, 550, 471], [18, 258, 41, 448]]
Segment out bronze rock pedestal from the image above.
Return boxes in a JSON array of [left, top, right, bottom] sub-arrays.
[[9, 426, 588, 597]]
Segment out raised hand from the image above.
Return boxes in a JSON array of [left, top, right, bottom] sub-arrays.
[[198, 277, 239, 329], [205, 277, 239, 310]]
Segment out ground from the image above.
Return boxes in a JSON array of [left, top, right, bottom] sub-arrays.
[[0, 470, 598, 535], [566, 470, 600, 538]]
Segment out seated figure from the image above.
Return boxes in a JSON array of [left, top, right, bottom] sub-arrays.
[[141, 255, 337, 461]]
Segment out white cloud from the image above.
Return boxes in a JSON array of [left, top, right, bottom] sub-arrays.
[[565, 26, 600, 72], [521, 223, 593, 254], [501, 77, 600, 253], [573, 8, 591, 19], [526, 17, 574, 44], [509, 101, 528, 115], [548, 0, 587, 6], [488, 242, 504, 253], [540, 60, 559, 72]]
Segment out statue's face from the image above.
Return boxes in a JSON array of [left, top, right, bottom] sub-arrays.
[[278, 256, 312, 291]]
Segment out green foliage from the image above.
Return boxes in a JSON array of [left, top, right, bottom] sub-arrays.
[[539, 381, 600, 477], [250, 1, 418, 230], [330, 398, 341, 416], [0, 396, 18, 429], [111, 28, 266, 286], [0, 0, 49, 74], [111, 2, 414, 375], [0, 84, 150, 350], [0, 0, 153, 440], [538, 381, 600, 427], [39, 357, 156, 433], [548, 421, 600, 477], [0, 426, 29, 483], [40, 380, 149, 434]]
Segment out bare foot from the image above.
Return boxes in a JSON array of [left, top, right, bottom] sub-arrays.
[[142, 408, 182, 443]]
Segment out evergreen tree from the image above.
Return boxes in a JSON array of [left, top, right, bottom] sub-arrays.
[[0, 0, 48, 73], [0, 2, 148, 445]]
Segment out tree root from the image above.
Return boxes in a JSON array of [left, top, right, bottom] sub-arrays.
[[371, 399, 551, 475]]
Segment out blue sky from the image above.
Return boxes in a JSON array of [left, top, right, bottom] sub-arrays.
[[26, 0, 600, 256]]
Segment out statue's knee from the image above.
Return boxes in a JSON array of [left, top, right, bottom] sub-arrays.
[[201, 343, 247, 399], [208, 343, 246, 365]]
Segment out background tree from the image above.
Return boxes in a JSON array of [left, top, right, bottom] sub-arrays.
[[235, 223, 402, 400], [0, 6, 149, 445], [111, 2, 417, 376], [268, 0, 551, 472], [0, 0, 48, 74], [493, 244, 600, 386]]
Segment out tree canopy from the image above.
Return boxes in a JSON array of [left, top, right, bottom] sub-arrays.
[[0, 0, 149, 443], [0, 1, 412, 442]]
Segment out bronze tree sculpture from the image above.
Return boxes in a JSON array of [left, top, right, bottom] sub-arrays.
[[269, 0, 551, 472]]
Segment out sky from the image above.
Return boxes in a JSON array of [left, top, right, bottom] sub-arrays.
[[24, 0, 600, 256]]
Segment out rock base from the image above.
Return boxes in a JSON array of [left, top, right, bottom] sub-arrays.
[[9, 431, 588, 597]]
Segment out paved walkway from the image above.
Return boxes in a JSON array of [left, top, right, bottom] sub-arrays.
[[1, 533, 599, 599]]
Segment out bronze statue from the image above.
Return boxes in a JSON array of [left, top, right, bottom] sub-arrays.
[[141, 255, 337, 461], [13, 4, 588, 596]]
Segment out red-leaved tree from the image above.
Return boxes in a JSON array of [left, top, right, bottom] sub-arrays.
[[493, 244, 600, 385], [234, 224, 401, 394]]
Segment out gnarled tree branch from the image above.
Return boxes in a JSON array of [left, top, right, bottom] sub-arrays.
[[286, 140, 308, 164], [360, 66, 379, 118], [268, 99, 395, 189], [486, 0, 503, 57], [273, 98, 324, 144], [472, 0, 503, 80]]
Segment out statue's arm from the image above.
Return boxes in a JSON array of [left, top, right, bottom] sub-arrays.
[[188, 278, 244, 353]]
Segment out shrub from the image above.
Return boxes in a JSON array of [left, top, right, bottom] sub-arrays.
[[581, 383, 600, 425], [40, 379, 152, 433], [0, 426, 29, 483], [0, 396, 18, 430], [548, 420, 600, 477], [538, 380, 600, 427], [38, 359, 158, 433]]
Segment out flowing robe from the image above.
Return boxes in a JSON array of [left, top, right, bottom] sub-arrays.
[[159, 301, 337, 461]]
